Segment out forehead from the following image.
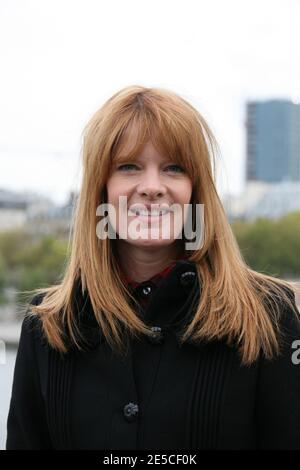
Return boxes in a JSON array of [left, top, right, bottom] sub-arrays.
[[113, 122, 179, 164]]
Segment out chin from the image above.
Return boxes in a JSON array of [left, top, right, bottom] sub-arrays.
[[125, 237, 176, 249]]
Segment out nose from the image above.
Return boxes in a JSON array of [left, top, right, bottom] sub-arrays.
[[136, 168, 166, 199]]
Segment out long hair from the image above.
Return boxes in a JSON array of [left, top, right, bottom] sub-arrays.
[[27, 85, 300, 365]]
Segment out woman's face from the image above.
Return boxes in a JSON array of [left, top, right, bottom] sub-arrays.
[[106, 140, 193, 251]]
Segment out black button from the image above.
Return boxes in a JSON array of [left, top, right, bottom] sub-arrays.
[[147, 326, 164, 344], [123, 402, 139, 422], [142, 286, 152, 296], [180, 271, 196, 287]]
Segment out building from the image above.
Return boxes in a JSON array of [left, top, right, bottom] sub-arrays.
[[0, 188, 70, 235], [223, 181, 300, 222], [0, 189, 36, 232], [25, 191, 77, 237], [246, 100, 300, 183]]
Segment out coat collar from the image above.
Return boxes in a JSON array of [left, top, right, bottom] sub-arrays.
[[70, 259, 201, 352], [136, 259, 200, 328]]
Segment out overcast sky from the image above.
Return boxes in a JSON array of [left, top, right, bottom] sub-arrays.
[[0, 0, 299, 204]]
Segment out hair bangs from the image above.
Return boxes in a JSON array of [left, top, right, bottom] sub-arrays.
[[111, 112, 151, 165], [110, 102, 196, 183]]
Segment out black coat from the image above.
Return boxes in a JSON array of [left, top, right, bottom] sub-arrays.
[[6, 260, 300, 450]]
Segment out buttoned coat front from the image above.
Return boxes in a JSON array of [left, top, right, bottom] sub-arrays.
[[6, 260, 300, 450]]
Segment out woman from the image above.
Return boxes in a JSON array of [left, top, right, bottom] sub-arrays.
[[6, 85, 300, 450]]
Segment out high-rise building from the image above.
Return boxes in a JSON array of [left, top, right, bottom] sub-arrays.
[[246, 100, 300, 183]]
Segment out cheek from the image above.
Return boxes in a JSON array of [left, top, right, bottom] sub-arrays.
[[106, 176, 134, 209], [106, 177, 123, 204], [176, 180, 193, 204]]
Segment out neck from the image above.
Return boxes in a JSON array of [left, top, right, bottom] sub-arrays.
[[116, 241, 184, 283]]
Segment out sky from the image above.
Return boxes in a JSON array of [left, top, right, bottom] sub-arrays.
[[0, 0, 300, 205]]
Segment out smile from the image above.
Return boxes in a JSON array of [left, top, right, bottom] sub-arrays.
[[128, 208, 171, 216]]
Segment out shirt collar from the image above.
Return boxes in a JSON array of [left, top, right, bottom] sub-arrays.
[[121, 252, 190, 290]]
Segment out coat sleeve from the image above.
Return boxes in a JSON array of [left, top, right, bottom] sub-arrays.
[[6, 299, 52, 449], [256, 290, 300, 449]]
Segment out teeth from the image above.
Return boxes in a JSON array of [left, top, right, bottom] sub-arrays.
[[128, 208, 170, 216]]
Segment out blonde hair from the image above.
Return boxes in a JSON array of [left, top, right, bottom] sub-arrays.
[[27, 85, 300, 365]]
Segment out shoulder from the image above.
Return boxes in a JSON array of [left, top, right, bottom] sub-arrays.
[[256, 287, 300, 448], [261, 284, 300, 337], [20, 292, 48, 349], [30, 291, 47, 306], [260, 285, 300, 366], [276, 286, 300, 344]]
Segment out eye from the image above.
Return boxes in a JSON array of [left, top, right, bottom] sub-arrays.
[[165, 164, 185, 173], [117, 164, 139, 171]]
